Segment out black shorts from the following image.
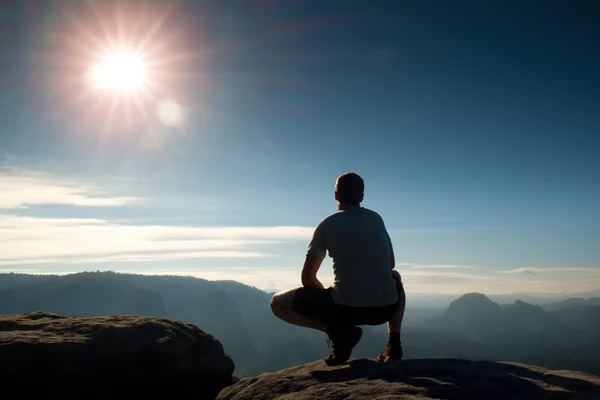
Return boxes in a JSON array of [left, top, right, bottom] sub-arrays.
[[291, 274, 403, 327]]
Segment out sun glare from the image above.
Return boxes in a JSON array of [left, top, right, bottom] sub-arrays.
[[44, 0, 202, 138], [89, 50, 148, 93]]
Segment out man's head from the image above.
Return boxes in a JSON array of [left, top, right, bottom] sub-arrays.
[[335, 172, 364, 207]]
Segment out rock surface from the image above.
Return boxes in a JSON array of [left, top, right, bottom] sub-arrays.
[[217, 358, 600, 400], [0, 311, 235, 399]]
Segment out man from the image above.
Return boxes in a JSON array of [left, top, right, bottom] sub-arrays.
[[270, 172, 406, 366]]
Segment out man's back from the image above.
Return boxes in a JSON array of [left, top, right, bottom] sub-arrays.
[[309, 207, 398, 307]]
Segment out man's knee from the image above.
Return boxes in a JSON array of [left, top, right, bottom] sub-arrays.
[[392, 270, 406, 299], [270, 294, 285, 315], [269, 294, 278, 314], [270, 289, 296, 315]]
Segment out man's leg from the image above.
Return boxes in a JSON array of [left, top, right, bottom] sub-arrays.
[[387, 270, 406, 334], [321, 303, 363, 367], [378, 270, 406, 362], [270, 287, 327, 332], [271, 287, 362, 366]]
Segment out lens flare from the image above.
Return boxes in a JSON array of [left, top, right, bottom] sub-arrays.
[[157, 98, 186, 128]]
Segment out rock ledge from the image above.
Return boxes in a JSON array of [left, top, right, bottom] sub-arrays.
[[217, 357, 600, 400], [0, 312, 235, 399]]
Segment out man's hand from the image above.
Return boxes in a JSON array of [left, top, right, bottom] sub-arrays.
[[301, 255, 325, 290]]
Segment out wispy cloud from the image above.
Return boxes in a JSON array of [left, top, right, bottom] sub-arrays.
[[497, 267, 600, 275], [401, 270, 493, 281], [0, 214, 312, 265], [398, 263, 474, 269], [0, 251, 272, 266], [0, 167, 142, 209]]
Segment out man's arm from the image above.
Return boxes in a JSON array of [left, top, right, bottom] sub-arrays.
[[302, 222, 327, 289], [301, 255, 324, 289]]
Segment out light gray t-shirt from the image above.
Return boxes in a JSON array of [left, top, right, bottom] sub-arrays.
[[306, 207, 398, 307]]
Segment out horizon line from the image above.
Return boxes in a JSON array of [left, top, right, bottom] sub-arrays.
[[1, 270, 598, 298]]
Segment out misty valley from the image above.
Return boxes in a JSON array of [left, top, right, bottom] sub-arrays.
[[1, 271, 599, 377]]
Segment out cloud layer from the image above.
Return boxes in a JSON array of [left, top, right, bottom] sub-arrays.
[[0, 167, 313, 266], [0, 214, 312, 265], [0, 168, 142, 209], [497, 267, 600, 275]]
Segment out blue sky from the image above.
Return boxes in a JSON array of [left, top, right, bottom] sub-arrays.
[[0, 0, 599, 294]]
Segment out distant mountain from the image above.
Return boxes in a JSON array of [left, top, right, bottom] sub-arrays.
[[422, 293, 559, 340], [552, 305, 600, 339], [500, 300, 558, 335], [423, 293, 502, 335], [542, 297, 600, 312], [0, 272, 167, 318]]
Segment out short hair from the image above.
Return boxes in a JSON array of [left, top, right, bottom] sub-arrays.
[[335, 172, 364, 205]]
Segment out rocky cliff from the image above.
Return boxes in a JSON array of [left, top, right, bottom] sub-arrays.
[[0, 312, 235, 399]]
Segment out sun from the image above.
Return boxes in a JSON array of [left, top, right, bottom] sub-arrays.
[[88, 50, 148, 93], [41, 0, 204, 138]]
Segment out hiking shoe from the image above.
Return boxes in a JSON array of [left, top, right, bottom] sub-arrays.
[[377, 342, 403, 363], [324, 326, 363, 366]]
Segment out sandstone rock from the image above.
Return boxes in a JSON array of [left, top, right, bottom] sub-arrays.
[[217, 358, 600, 400], [0, 311, 235, 399]]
